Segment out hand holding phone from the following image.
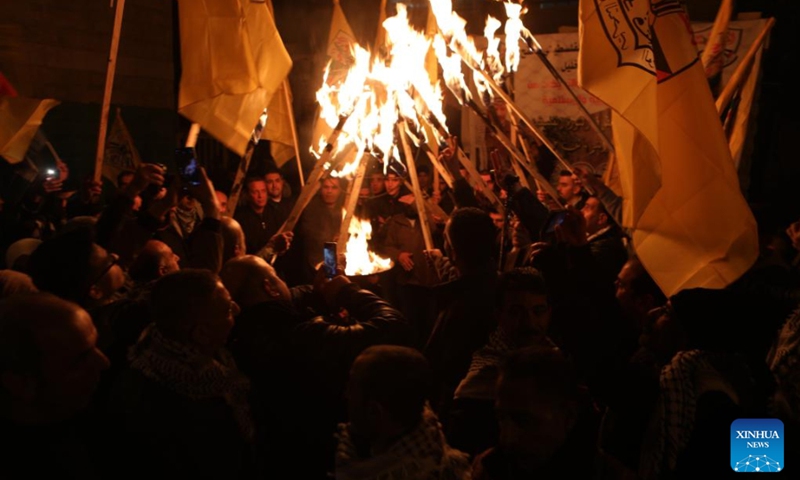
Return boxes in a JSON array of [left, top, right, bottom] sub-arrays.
[[174, 147, 203, 186], [323, 242, 337, 279], [544, 210, 567, 234]]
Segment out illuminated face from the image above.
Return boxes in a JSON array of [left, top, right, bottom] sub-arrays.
[[321, 178, 342, 206], [246, 180, 267, 209], [490, 212, 504, 231], [265, 173, 284, 201], [480, 173, 495, 192], [199, 282, 240, 352], [369, 173, 386, 195], [384, 173, 402, 197], [581, 197, 606, 235], [556, 175, 579, 202]]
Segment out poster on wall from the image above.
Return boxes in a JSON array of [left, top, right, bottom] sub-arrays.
[[461, 18, 769, 184]]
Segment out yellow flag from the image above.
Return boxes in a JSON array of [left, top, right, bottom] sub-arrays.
[[601, 150, 622, 197], [311, 0, 357, 150], [0, 97, 59, 164], [177, 0, 292, 157], [578, 0, 758, 297], [726, 40, 765, 171], [700, 0, 733, 94], [264, 82, 296, 167], [103, 108, 142, 184], [261, 0, 297, 167]]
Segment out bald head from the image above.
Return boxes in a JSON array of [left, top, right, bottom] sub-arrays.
[[0, 293, 109, 422], [220, 216, 246, 264], [220, 255, 290, 308], [128, 240, 180, 283]]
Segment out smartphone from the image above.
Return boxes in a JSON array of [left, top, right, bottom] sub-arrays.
[[174, 147, 202, 186], [323, 242, 337, 278], [544, 210, 567, 234], [44, 167, 60, 181]]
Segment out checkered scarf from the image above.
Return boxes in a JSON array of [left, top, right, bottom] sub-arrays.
[[129, 324, 255, 441], [334, 403, 472, 480], [639, 349, 704, 479], [465, 328, 512, 375], [766, 306, 800, 419]]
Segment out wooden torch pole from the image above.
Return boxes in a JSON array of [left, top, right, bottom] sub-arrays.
[[93, 0, 127, 183], [337, 154, 369, 247], [282, 79, 306, 187], [398, 123, 434, 251]]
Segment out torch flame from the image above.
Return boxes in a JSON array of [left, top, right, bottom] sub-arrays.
[[503, 1, 527, 73], [343, 216, 393, 276], [484, 16, 504, 82]]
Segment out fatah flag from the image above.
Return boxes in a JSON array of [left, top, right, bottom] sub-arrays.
[[578, 0, 758, 297], [700, 0, 733, 96], [177, 0, 292, 157], [261, 0, 297, 167], [0, 96, 59, 164], [102, 108, 142, 184], [311, 0, 357, 150]]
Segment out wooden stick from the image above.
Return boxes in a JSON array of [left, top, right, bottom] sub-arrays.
[[275, 114, 351, 235], [417, 115, 504, 213], [433, 164, 441, 195], [524, 33, 615, 153], [185, 123, 201, 148], [455, 148, 505, 215], [282, 79, 305, 186], [716, 17, 775, 114], [424, 149, 455, 189], [338, 153, 369, 247], [225, 141, 257, 217], [459, 51, 574, 174], [93, 0, 127, 183], [403, 179, 449, 221], [507, 119, 531, 190], [464, 99, 562, 205], [398, 124, 434, 251]]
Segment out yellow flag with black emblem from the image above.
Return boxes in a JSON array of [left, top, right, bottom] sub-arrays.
[[578, 0, 758, 297]]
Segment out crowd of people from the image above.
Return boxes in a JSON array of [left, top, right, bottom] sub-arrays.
[[2, 138, 800, 479]]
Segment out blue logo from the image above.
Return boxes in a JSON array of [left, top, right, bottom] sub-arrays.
[[731, 418, 784, 472]]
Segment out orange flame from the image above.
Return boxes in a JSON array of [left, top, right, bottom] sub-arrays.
[[343, 216, 393, 276]]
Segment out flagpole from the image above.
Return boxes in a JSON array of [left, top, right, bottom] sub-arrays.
[[274, 113, 353, 236], [282, 79, 305, 186], [226, 117, 267, 217], [418, 114, 506, 214], [185, 123, 201, 148], [93, 0, 127, 183], [398, 123, 434, 251], [716, 17, 776, 115], [337, 154, 368, 249], [445, 37, 576, 176]]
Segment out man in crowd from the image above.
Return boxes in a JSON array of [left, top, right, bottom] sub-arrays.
[[336, 345, 472, 479], [0, 293, 111, 477]]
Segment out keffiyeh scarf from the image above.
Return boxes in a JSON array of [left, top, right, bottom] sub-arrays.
[[129, 325, 255, 441], [767, 306, 800, 419], [335, 403, 472, 480], [640, 350, 705, 479]]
